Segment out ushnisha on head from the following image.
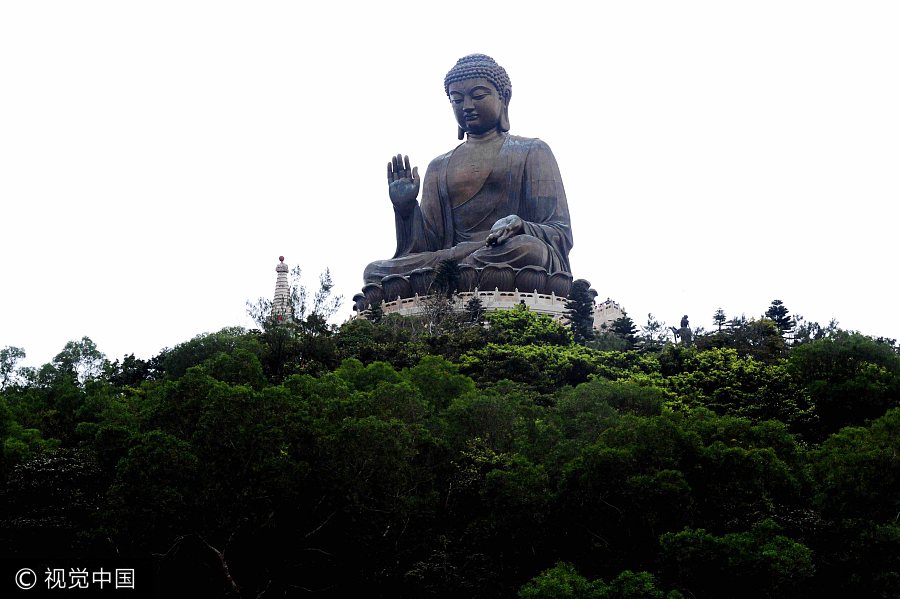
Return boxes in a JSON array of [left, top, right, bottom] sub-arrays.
[[444, 54, 512, 139]]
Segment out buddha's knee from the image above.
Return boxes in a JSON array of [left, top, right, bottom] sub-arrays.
[[505, 235, 550, 261], [467, 234, 550, 268], [363, 261, 385, 284]]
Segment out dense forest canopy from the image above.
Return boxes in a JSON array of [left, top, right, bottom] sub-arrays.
[[1, 291, 898, 598]]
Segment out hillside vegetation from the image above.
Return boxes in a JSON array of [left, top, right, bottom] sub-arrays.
[[1, 302, 898, 598]]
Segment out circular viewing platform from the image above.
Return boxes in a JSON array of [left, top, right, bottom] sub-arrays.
[[352, 266, 624, 331], [355, 288, 625, 332], [382, 288, 569, 320]]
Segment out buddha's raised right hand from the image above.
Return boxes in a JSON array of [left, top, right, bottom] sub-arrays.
[[387, 154, 420, 212]]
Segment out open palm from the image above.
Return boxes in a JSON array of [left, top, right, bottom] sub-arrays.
[[387, 154, 420, 211]]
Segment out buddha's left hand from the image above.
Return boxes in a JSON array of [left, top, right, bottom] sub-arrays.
[[486, 215, 524, 246]]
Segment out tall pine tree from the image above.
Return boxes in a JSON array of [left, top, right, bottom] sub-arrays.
[[713, 308, 727, 332], [465, 295, 485, 324], [565, 279, 596, 344], [609, 313, 638, 347], [765, 299, 795, 338]]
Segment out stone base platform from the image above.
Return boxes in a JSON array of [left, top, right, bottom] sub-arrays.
[[381, 289, 569, 320], [352, 266, 625, 331], [357, 289, 626, 332], [353, 265, 574, 314]]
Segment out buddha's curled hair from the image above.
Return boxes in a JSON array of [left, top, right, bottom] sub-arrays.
[[444, 54, 512, 102]]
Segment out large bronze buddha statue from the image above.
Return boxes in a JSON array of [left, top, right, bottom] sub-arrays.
[[356, 54, 573, 310]]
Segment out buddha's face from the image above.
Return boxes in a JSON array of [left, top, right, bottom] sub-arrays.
[[448, 77, 504, 135]]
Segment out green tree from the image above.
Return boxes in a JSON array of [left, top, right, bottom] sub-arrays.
[[432, 259, 461, 299], [810, 408, 900, 522], [558, 409, 804, 573], [465, 294, 485, 324], [0, 345, 26, 390], [662, 347, 810, 426], [0, 396, 60, 469], [484, 304, 572, 346], [365, 299, 385, 323], [519, 562, 600, 599], [445, 388, 524, 452], [154, 327, 263, 379], [334, 317, 427, 369], [460, 343, 603, 393], [404, 355, 475, 410], [660, 520, 814, 599], [595, 570, 677, 599], [789, 331, 900, 438], [712, 308, 727, 332], [708, 317, 786, 363], [107, 430, 200, 552], [203, 348, 267, 389], [792, 316, 839, 345], [565, 279, 596, 344], [52, 337, 106, 385], [608, 314, 638, 348], [104, 353, 152, 386], [765, 299, 795, 338], [639, 314, 667, 352], [519, 563, 679, 599]]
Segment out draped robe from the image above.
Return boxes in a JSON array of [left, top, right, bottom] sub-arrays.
[[363, 134, 573, 284]]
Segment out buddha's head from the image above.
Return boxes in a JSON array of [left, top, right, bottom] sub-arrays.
[[444, 54, 512, 139]]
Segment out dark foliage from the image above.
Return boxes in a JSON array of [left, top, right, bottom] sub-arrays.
[[1, 307, 898, 598], [565, 279, 597, 344]]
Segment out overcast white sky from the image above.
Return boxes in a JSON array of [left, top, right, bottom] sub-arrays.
[[2, 2, 898, 367]]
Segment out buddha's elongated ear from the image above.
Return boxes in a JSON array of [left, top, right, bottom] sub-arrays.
[[499, 104, 511, 133], [458, 126, 465, 140]]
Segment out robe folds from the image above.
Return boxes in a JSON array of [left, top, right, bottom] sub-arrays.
[[363, 134, 573, 284]]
